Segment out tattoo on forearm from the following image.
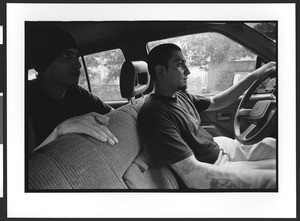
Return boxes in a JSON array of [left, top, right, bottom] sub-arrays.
[[206, 168, 251, 189], [210, 178, 251, 189], [205, 170, 215, 179], [172, 156, 252, 189], [172, 158, 197, 176]]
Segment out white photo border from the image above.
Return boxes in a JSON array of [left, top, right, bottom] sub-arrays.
[[7, 3, 296, 218]]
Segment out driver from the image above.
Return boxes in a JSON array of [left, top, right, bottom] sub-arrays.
[[138, 43, 277, 189]]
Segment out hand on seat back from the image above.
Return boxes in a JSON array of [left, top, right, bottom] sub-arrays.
[[34, 112, 119, 151]]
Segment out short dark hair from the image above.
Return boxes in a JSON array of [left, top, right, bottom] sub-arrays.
[[147, 43, 181, 80]]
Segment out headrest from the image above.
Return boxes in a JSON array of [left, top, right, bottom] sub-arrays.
[[120, 60, 150, 99]]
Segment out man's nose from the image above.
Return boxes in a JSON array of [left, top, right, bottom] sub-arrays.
[[74, 57, 82, 68], [184, 66, 190, 75]]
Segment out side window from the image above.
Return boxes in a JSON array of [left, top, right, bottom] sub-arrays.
[[148, 32, 258, 96], [79, 49, 126, 101]]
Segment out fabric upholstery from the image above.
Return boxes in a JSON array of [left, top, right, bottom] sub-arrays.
[[28, 153, 74, 189], [28, 133, 127, 189], [117, 97, 146, 120], [28, 77, 179, 190], [86, 110, 142, 178], [122, 150, 179, 189], [118, 101, 179, 189], [123, 164, 179, 189]]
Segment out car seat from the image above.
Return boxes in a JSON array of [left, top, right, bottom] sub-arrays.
[[27, 60, 179, 190]]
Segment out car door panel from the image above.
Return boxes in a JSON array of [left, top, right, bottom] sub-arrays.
[[200, 94, 275, 138]]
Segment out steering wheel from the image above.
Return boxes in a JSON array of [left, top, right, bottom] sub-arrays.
[[234, 76, 277, 145]]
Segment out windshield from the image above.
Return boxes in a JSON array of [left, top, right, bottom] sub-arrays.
[[245, 22, 277, 42]]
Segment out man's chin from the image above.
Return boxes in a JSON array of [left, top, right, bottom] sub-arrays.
[[179, 85, 187, 92]]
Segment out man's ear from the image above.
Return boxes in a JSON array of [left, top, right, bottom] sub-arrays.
[[155, 65, 166, 79]]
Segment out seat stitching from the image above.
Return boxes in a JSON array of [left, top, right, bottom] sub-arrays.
[[116, 108, 138, 122], [85, 135, 128, 188], [33, 152, 74, 189]]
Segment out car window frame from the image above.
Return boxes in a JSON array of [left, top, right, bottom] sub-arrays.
[[146, 30, 267, 97], [78, 48, 127, 102]]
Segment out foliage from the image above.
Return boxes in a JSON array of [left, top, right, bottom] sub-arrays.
[[79, 49, 125, 89], [79, 23, 275, 99], [148, 32, 256, 71], [253, 23, 277, 41]]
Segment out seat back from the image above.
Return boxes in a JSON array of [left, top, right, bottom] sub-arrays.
[[28, 106, 178, 190], [28, 110, 139, 189], [27, 60, 179, 190], [116, 102, 179, 189], [118, 60, 179, 189]]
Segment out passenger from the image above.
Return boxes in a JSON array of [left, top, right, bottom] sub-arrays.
[[138, 43, 277, 189], [27, 25, 118, 151]]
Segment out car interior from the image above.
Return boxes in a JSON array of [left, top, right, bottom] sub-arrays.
[[25, 21, 277, 190]]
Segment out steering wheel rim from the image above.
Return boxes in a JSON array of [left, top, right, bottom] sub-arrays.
[[234, 76, 277, 145]]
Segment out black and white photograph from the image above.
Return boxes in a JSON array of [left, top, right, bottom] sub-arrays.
[[25, 20, 278, 191], [3, 2, 298, 220]]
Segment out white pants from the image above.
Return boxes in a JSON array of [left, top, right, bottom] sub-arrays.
[[213, 136, 277, 189]]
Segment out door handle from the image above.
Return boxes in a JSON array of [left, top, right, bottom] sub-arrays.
[[217, 112, 232, 121]]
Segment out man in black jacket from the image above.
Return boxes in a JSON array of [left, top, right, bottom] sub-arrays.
[[27, 25, 118, 151]]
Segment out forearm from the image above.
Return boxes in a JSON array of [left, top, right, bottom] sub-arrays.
[[33, 128, 59, 151], [171, 156, 275, 189], [207, 61, 276, 111], [184, 162, 253, 189], [208, 74, 256, 111], [172, 158, 247, 189]]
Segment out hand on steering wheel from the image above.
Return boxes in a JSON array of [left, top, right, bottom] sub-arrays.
[[234, 68, 277, 145]]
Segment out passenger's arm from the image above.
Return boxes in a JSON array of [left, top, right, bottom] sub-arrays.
[[171, 155, 275, 189], [33, 112, 118, 151], [207, 61, 276, 111]]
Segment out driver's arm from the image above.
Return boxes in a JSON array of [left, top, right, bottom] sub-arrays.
[[206, 61, 276, 112], [170, 155, 275, 189]]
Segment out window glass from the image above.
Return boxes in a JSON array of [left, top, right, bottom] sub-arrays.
[[79, 49, 126, 101], [148, 32, 258, 96], [28, 49, 126, 101], [78, 59, 88, 91]]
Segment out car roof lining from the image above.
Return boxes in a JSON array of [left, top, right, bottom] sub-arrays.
[[26, 21, 229, 55], [26, 21, 276, 67]]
